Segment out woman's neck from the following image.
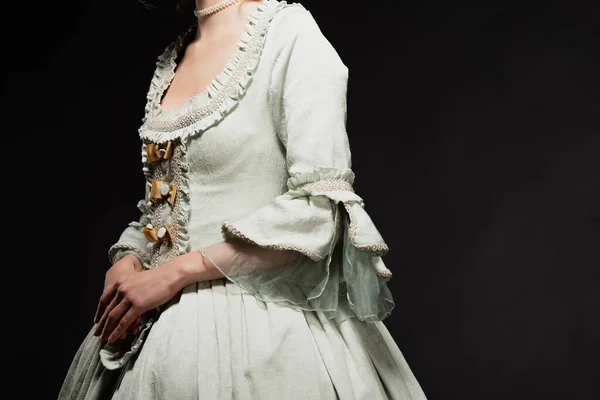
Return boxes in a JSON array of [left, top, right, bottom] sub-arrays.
[[193, 0, 253, 39]]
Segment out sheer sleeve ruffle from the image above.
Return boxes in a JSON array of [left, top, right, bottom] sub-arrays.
[[211, 167, 394, 322]]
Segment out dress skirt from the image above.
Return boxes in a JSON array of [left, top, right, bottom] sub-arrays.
[[58, 278, 428, 400]]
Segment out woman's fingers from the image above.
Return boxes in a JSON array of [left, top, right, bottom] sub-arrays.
[[117, 316, 140, 341], [94, 285, 116, 324], [126, 315, 142, 335], [101, 298, 132, 341], [94, 291, 121, 337], [107, 306, 140, 343]]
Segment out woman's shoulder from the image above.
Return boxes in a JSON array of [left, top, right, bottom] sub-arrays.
[[268, 1, 346, 70], [269, 1, 325, 44]]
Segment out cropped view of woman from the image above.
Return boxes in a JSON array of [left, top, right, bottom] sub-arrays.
[[58, 0, 428, 398]]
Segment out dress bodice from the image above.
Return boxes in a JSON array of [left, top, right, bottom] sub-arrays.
[[109, 0, 395, 326], [131, 0, 292, 267]]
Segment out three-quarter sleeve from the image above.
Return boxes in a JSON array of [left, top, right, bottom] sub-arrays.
[[210, 9, 395, 322]]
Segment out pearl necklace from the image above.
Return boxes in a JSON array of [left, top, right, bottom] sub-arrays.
[[193, 0, 243, 17]]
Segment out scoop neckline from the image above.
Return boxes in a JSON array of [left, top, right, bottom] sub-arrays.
[[155, 0, 270, 116], [138, 0, 289, 144]]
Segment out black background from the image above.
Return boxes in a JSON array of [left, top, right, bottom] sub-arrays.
[[2, 0, 598, 399]]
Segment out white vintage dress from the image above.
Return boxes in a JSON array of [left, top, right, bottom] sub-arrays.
[[58, 1, 428, 399]]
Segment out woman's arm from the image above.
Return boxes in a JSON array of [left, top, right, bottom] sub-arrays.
[[163, 240, 304, 289], [99, 242, 302, 342]]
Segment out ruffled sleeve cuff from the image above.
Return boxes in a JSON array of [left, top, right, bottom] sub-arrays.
[[217, 167, 395, 322], [107, 199, 152, 270]]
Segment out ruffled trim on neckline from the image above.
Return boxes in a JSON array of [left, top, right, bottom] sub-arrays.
[[140, 24, 196, 127], [139, 0, 287, 144]]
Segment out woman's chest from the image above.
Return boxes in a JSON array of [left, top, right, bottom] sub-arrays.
[[160, 37, 246, 111], [185, 107, 286, 182]]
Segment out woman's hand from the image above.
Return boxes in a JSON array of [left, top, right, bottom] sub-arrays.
[[96, 263, 185, 343], [94, 254, 143, 334]]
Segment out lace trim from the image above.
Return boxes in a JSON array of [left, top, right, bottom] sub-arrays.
[[341, 202, 389, 256], [297, 179, 354, 193], [221, 220, 323, 262], [148, 162, 166, 269], [287, 167, 355, 191], [167, 143, 188, 260], [222, 168, 391, 266], [288, 168, 390, 258]]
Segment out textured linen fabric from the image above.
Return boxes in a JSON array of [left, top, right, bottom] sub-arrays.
[[58, 1, 429, 399]]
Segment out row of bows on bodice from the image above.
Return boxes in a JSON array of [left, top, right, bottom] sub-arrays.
[[142, 141, 176, 246]]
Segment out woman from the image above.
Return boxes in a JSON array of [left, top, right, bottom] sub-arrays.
[[58, 0, 429, 399]]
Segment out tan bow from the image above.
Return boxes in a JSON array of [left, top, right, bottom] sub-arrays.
[[143, 224, 172, 243], [150, 180, 177, 204], [146, 141, 173, 162]]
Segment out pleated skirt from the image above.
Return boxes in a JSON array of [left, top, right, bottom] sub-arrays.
[[58, 279, 428, 400]]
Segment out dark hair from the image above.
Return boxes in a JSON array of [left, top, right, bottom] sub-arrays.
[[136, 0, 195, 14], [175, 0, 195, 14]]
